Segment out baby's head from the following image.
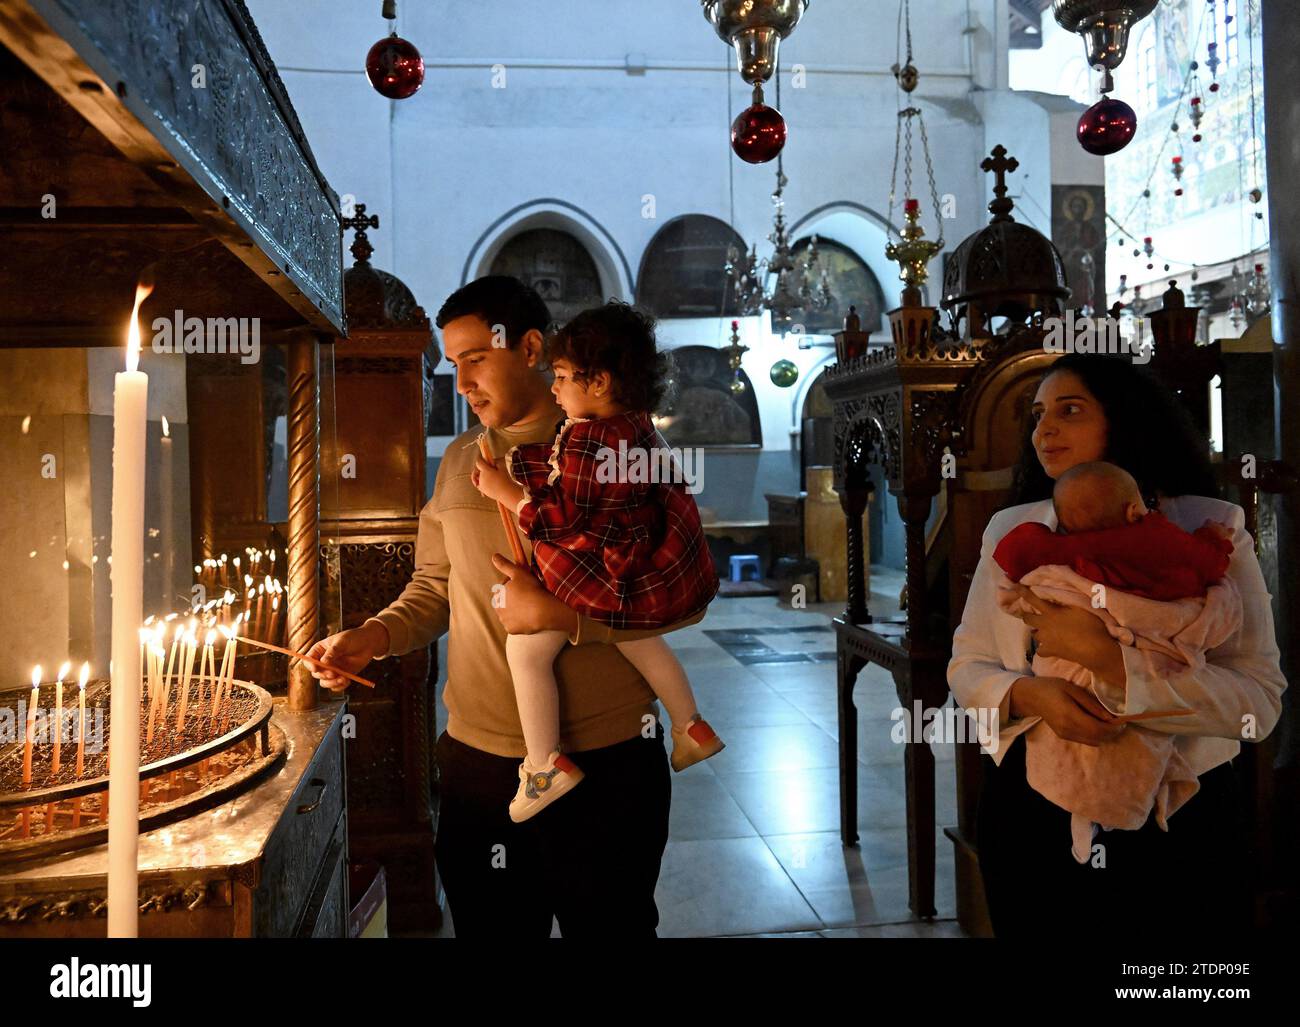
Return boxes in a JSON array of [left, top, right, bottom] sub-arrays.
[[1052, 461, 1149, 533], [543, 301, 669, 419]]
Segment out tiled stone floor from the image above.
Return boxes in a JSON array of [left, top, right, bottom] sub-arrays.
[[424, 566, 967, 938]]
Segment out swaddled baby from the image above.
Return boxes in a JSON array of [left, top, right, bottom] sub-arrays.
[[993, 462, 1241, 862]]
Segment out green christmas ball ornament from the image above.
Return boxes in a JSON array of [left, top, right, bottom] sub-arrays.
[[769, 359, 799, 388]]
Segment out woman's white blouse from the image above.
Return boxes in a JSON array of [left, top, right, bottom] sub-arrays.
[[947, 495, 1287, 774]]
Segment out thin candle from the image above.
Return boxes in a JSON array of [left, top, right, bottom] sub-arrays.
[[21, 665, 40, 837], [202, 628, 217, 718], [175, 630, 196, 733], [53, 660, 70, 777], [212, 622, 235, 731], [219, 615, 242, 734], [145, 645, 165, 746], [162, 622, 182, 717], [76, 663, 88, 777], [73, 663, 88, 828]]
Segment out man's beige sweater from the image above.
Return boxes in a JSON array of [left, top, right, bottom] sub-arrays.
[[367, 399, 703, 758]]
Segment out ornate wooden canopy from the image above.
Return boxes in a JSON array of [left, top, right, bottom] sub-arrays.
[[0, 0, 344, 344]]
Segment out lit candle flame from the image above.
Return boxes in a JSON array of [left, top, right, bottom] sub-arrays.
[[161, 414, 170, 438], [205, 629, 216, 647], [125, 280, 155, 374], [57, 660, 71, 683], [79, 662, 90, 690], [32, 665, 41, 688]]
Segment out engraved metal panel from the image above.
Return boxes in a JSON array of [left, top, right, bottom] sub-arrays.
[[36, 0, 343, 327]]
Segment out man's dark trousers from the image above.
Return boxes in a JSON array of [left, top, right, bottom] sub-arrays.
[[434, 725, 671, 937]]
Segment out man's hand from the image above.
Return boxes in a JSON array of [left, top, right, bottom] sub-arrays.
[[307, 620, 389, 693], [490, 553, 578, 635], [1010, 675, 1127, 746]]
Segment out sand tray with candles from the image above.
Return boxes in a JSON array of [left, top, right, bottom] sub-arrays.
[[0, 677, 285, 865]]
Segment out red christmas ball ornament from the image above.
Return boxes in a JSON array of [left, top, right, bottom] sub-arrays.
[[731, 102, 787, 164], [366, 33, 424, 99], [1076, 96, 1138, 156], [1209, 81, 1220, 93]]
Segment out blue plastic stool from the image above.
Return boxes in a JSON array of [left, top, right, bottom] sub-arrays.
[[729, 554, 761, 582]]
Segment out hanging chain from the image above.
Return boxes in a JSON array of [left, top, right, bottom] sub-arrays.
[[917, 111, 944, 247], [903, 0, 914, 67], [886, 119, 902, 242], [885, 0, 942, 244], [903, 113, 914, 204]]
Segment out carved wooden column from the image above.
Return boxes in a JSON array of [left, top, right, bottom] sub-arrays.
[[841, 485, 871, 624], [321, 209, 441, 931], [286, 330, 321, 711]]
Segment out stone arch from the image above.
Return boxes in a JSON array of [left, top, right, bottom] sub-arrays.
[[461, 199, 633, 304], [636, 214, 748, 319]]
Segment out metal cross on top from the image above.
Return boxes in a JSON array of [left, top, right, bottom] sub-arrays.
[[342, 203, 380, 265], [980, 146, 1019, 223]]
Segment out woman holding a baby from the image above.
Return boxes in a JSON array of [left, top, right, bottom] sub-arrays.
[[948, 352, 1286, 937]]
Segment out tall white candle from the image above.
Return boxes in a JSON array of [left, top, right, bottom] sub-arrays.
[[108, 280, 152, 939]]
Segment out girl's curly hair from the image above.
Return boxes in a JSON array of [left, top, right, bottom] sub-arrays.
[[543, 301, 670, 412]]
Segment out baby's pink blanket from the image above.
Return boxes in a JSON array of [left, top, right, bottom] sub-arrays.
[[996, 564, 1243, 862]]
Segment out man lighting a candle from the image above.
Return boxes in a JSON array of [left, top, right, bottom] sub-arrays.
[[307, 276, 699, 938]]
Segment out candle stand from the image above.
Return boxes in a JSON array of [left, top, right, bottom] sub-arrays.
[[1, 677, 284, 864]]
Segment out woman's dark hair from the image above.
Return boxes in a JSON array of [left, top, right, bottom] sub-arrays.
[[435, 275, 552, 347], [543, 300, 670, 412], [1009, 352, 1220, 507]]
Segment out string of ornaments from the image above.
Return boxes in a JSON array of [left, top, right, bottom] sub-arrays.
[[1139, 2, 1265, 324]]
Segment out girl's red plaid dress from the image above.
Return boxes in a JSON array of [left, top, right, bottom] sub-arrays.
[[506, 410, 719, 629]]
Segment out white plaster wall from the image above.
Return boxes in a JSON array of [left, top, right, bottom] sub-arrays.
[[244, 0, 1023, 457]]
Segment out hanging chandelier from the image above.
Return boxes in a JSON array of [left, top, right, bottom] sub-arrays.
[[1053, 1, 1157, 155], [884, 1, 944, 304], [724, 160, 832, 329], [702, 0, 809, 163]]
